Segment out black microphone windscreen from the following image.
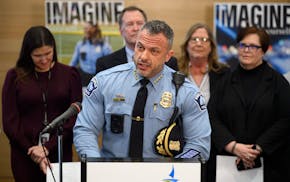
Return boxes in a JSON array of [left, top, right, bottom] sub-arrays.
[[40, 102, 82, 134]]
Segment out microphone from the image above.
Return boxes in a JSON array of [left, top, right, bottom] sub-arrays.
[[172, 71, 185, 96], [41, 102, 82, 134]]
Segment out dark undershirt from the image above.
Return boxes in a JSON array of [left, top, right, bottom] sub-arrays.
[[238, 63, 264, 108]]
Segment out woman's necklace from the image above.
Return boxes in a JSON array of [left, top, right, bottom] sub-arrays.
[[34, 70, 51, 126]]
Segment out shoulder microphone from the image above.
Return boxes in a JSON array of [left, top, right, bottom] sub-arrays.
[[41, 102, 82, 134], [172, 71, 186, 96]]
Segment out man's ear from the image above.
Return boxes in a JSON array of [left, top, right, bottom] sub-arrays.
[[165, 49, 174, 62], [119, 25, 124, 37]]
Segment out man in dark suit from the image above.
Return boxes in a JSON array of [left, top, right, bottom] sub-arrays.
[[96, 6, 178, 73]]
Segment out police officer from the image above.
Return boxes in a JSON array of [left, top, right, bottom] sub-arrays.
[[69, 21, 112, 87], [73, 20, 211, 160]]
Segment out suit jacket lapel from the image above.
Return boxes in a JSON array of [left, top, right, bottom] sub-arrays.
[[120, 47, 129, 64]]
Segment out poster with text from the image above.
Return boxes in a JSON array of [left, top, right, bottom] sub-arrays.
[[45, 0, 125, 63], [214, 3, 290, 74]]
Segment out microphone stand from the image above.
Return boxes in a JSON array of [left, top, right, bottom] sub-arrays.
[[57, 123, 64, 182], [198, 155, 206, 182]]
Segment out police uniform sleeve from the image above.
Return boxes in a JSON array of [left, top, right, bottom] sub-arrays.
[[69, 41, 81, 66], [178, 89, 211, 160], [73, 76, 104, 157]]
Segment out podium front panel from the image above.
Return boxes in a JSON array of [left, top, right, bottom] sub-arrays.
[[87, 162, 200, 181], [47, 160, 201, 182], [47, 162, 80, 182]]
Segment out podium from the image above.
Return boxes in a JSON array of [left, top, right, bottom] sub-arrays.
[[47, 158, 202, 182]]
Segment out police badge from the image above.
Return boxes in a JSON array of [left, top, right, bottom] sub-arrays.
[[160, 92, 172, 108]]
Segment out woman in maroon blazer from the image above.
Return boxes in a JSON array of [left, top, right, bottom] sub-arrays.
[[2, 26, 82, 182]]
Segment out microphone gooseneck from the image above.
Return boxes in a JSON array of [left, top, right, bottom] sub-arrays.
[[41, 102, 82, 134]]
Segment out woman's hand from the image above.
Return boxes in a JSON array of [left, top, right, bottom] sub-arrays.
[[27, 145, 49, 164], [39, 157, 51, 174], [233, 143, 260, 168]]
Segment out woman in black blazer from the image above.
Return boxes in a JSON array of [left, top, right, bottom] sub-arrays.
[[208, 26, 290, 182]]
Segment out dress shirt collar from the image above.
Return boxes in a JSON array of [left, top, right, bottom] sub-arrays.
[[125, 46, 134, 63]]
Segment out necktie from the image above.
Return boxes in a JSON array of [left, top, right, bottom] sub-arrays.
[[129, 78, 150, 158]]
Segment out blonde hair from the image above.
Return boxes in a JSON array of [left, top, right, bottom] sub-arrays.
[[178, 23, 228, 76]]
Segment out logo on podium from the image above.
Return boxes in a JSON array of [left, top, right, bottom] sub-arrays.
[[162, 166, 179, 182]]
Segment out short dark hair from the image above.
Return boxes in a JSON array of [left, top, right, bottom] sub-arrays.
[[236, 26, 270, 53], [118, 6, 147, 27], [141, 20, 174, 49]]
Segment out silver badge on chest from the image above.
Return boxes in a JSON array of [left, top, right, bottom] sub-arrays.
[[160, 91, 172, 108]]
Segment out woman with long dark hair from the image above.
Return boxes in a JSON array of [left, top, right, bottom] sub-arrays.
[[2, 26, 82, 182]]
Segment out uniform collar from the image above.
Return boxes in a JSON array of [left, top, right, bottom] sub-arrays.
[[132, 68, 164, 90]]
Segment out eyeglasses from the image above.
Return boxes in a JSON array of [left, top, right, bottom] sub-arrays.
[[189, 37, 210, 44], [236, 43, 262, 52]]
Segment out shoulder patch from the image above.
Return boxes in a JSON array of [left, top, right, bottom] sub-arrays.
[[85, 77, 98, 96], [194, 92, 207, 111]]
